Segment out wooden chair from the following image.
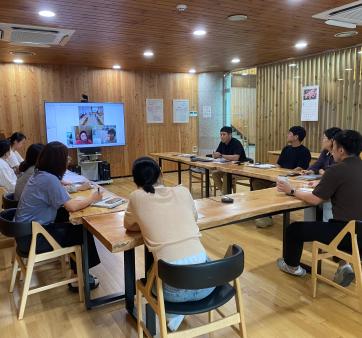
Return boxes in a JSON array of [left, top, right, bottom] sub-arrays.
[[136, 244, 247, 338], [0, 208, 84, 319], [189, 167, 206, 198], [312, 220, 362, 311]]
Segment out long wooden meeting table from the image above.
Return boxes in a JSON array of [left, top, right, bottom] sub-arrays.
[[151, 152, 302, 197], [81, 188, 310, 335]]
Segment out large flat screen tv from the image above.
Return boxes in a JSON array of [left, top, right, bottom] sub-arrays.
[[44, 102, 126, 149]]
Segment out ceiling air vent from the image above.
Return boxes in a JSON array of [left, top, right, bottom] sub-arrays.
[[313, 1, 362, 27], [0, 22, 75, 47]]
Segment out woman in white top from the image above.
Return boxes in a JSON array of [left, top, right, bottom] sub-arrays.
[[6, 132, 26, 170], [0, 140, 17, 193]]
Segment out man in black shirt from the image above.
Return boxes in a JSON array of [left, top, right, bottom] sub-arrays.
[[277, 126, 311, 170], [212, 126, 246, 194], [252, 126, 311, 227]]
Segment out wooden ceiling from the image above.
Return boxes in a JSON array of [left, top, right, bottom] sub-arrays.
[[0, 0, 361, 72]]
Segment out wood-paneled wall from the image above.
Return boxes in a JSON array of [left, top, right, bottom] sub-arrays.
[[231, 87, 256, 144], [0, 64, 198, 176], [256, 46, 362, 162]]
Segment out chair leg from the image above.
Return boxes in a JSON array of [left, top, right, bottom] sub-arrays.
[[136, 287, 143, 338], [209, 310, 214, 338], [9, 255, 19, 293], [18, 254, 35, 320], [351, 252, 362, 312], [61, 255, 67, 277], [234, 279, 247, 338], [311, 243, 318, 298], [75, 247, 84, 302]]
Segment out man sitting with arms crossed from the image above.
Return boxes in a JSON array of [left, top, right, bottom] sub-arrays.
[[276, 129, 362, 286], [212, 126, 247, 195], [252, 125, 311, 227]]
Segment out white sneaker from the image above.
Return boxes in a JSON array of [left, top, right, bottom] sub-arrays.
[[255, 217, 273, 228], [277, 258, 306, 277], [167, 314, 184, 332], [333, 264, 355, 287]]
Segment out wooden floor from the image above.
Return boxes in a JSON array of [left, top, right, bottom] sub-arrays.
[[0, 172, 361, 337]]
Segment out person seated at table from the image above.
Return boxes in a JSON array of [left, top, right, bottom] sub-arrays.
[[302, 127, 341, 175], [276, 129, 362, 286], [0, 139, 17, 193], [124, 156, 215, 332], [6, 132, 26, 172], [212, 126, 247, 195], [15, 144, 93, 200], [15, 141, 103, 291], [251, 126, 311, 228], [301, 127, 342, 222]]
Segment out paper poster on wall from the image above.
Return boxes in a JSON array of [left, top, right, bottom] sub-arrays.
[[146, 99, 164, 123], [202, 105, 212, 118], [301, 85, 319, 121], [173, 99, 189, 123]]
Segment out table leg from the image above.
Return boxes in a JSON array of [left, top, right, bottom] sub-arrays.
[[282, 211, 290, 259], [226, 173, 233, 194], [144, 246, 156, 336], [205, 169, 210, 198], [124, 249, 136, 316], [178, 162, 182, 185], [82, 226, 91, 309], [158, 158, 162, 169]]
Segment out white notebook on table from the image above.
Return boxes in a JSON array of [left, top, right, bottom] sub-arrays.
[[92, 196, 126, 209]]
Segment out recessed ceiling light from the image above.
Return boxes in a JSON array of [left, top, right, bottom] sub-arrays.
[[13, 59, 24, 64], [112, 64, 121, 69], [189, 69, 196, 74], [293, 76, 300, 79], [338, 78, 344, 81], [231, 58, 240, 64], [38, 10, 56, 17], [334, 31, 358, 38], [289, 63, 297, 67], [345, 68, 352, 71], [295, 41, 307, 49], [241, 72, 248, 76], [143, 50, 154, 57], [227, 14, 248, 22], [193, 29, 207, 36], [358, 50, 362, 54]]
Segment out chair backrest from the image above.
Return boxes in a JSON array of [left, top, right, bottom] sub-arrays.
[[0, 208, 32, 238], [158, 244, 244, 290], [2, 192, 19, 209]]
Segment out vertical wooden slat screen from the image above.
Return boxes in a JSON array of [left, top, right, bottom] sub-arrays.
[[256, 46, 362, 162]]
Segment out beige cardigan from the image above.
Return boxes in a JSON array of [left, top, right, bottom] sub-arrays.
[[124, 185, 205, 262]]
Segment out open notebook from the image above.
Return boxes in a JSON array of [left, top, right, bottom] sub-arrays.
[[92, 196, 126, 209]]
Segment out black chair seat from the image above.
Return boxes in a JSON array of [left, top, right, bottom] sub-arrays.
[[140, 277, 236, 316], [164, 284, 235, 315]]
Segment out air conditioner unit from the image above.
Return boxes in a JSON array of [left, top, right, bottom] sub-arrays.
[[0, 22, 75, 47], [313, 1, 362, 27]]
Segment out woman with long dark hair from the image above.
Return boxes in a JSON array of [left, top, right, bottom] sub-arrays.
[[7, 132, 26, 170], [15, 141, 102, 290], [124, 156, 214, 331]]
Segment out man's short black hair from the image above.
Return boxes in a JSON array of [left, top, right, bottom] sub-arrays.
[[220, 126, 232, 134], [333, 129, 362, 156], [289, 126, 306, 142], [0, 140, 11, 158], [324, 127, 342, 140]]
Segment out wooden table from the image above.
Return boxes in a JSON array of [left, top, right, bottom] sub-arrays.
[[81, 187, 310, 333], [69, 186, 128, 224], [151, 152, 307, 196]]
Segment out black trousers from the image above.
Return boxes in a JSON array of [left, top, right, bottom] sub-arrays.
[[16, 208, 100, 272], [284, 220, 362, 267]]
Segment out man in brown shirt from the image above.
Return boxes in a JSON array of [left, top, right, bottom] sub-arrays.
[[275, 130, 362, 286]]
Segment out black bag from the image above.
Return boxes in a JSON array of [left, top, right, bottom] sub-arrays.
[[98, 161, 111, 181]]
